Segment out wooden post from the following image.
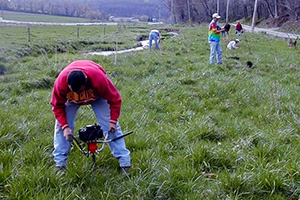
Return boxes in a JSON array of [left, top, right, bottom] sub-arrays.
[[104, 26, 106, 35], [114, 36, 117, 65], [77, 27, 80, 38], [27, 27, 30, 42]]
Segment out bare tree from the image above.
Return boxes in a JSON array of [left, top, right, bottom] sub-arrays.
[[187, 0, 191, 22], [225, 0, 229, 23], [274, 0, 278, 18], [251, 0, 258, 32], [262, 0, 275, 19]]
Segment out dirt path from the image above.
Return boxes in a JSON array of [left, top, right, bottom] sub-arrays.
[[232, 24, 300, 39]]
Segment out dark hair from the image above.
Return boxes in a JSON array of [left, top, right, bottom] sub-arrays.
[[67, 70, 86, 92]]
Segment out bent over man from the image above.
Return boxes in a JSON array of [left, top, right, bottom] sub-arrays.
[[149, 29, 161, 49], [227, 39, 240, 50], [50, 60, 131, 173]]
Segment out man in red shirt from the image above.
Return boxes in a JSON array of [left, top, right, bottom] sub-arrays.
[[51, 60, 131, 173]]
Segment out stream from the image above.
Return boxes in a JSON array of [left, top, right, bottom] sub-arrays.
[[85, 32, 179, 56], [85, 40, 149, 56]]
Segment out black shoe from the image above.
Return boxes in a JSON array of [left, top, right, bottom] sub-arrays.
[[120, 166, 130, 175], [55, 166, 66, 175]]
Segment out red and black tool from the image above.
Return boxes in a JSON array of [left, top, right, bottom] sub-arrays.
[[70, 124, 133, 167]]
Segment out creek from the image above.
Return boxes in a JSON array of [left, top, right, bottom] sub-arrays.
[[85, 32, 179, 56]]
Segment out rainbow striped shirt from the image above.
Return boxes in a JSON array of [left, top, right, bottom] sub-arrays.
[[208, 20, 221, 42]]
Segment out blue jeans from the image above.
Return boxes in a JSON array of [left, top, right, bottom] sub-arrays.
[[209, 41, 222, 64], [53, 97, 131, 167], [149, 32, 159, 49]]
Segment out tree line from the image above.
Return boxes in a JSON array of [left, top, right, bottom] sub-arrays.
[[0, 0, 163, 21], [1, 0, 99, 19], [1, 0, 300, 25], [163, 0, 300, 25]]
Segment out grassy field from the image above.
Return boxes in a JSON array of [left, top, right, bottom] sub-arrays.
[[0, 12, 300, 200], [0, 10, 90, 22]]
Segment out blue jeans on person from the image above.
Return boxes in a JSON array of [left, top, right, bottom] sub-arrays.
[[53, 97, 131, 167], [209, 41, 222, 64], [221, 31, 226, 37], [236, 30, 242, 36], [149, 32, 159, 49]]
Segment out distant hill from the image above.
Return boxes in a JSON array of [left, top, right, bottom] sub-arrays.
[[93, 0, 168, 19], [0, 0, 169, 21]]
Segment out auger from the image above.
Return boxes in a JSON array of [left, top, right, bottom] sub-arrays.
[[69, 123, 133, 167]]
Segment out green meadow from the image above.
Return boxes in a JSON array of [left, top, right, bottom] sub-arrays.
[[0, 13, 300, 199], [1, 10, 90, 22]]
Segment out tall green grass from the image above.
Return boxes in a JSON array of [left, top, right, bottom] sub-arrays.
[[0, 20, 300, 199]]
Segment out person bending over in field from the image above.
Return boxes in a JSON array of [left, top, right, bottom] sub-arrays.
[[50, 60, 131, 174], [149, 29, 162, 49], [227, 39, 240, 50]]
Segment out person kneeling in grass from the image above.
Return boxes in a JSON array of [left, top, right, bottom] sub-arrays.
[[227, 39, 240, 50]]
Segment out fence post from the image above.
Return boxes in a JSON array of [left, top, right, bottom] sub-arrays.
[[27, 27, 30, 42], [77, 27, 80, 38], [104, 26, 106, 35]]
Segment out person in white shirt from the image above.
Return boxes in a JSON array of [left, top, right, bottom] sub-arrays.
[[227, 39, 240, 50]]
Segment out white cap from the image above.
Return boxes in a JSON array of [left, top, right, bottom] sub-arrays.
[[235, 39, 240, 42], [212, 13, 221, 19]]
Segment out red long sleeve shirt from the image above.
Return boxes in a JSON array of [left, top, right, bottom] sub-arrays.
[[236, 23, 243, 31], [50, 60, 122, 128]]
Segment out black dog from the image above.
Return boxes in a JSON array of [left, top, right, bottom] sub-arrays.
[[224, 24, 231, 33], [229, 56, 240, 60], [246, 61, 253, 68]]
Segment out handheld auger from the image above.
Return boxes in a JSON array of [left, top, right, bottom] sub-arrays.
[[69, 123, 133, 167]]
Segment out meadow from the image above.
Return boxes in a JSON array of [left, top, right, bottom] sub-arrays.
[[0, 14, 300, 200], [1, 10, 91, 22]]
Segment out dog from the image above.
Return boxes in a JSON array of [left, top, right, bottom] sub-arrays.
[[224, 23, 231, 33], [246, 61, 253, 68], [288, 36, 298, 48]]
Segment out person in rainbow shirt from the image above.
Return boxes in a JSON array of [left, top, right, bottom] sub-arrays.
[[208, 13, 226, 64]]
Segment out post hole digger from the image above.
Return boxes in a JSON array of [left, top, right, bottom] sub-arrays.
[[68, 123, 133, 167]]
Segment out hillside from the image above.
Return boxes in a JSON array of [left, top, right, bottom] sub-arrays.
[[0, 0, 168, 21], [92, 0, 168, 19]]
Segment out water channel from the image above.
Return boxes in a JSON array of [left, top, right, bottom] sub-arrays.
[[85, 32, 179, 56]]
